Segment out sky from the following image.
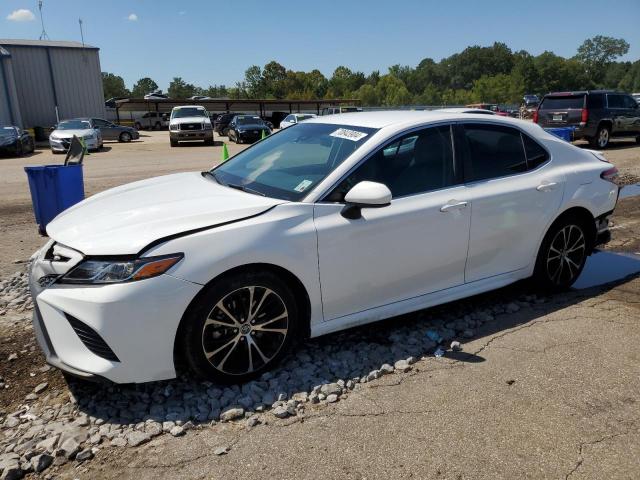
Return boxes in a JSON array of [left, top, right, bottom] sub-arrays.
[[2, 0, 640, 92]]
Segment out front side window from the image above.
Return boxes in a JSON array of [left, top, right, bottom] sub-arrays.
[[462, 124, 527, 181], [212, 123, 377, 201], [326, 125, 456, 201], [623, 95, 638, 109], [93, 119, 109, 127]]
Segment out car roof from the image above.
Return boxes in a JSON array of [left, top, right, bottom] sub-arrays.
[[434, 108, 496, 115], [172, 105, 206, 109], [304, 110, 530, 129]]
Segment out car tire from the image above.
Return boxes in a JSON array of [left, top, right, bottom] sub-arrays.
[[119, 132, 132, 143], [589, 124, 610, 149], [533, 217, 589, 291], [181, 270, 298, 383], [170, 139, 178, 147]]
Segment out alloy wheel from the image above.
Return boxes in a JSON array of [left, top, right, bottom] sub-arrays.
[[201, 286, 289, 376], [598, 128, 609, 148], [546, 224, 586, 286], [121, 132, 131, 142]]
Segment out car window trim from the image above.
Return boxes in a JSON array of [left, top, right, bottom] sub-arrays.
[[317, 121, 461, 204], [455, 120, 552, 185]]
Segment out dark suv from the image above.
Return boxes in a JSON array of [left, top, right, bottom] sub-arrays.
[[535, 90, 640, 148]]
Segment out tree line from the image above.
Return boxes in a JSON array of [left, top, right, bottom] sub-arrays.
[[103, 36, 639, 106]]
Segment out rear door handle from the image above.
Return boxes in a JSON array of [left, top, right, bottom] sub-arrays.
[[440, 201, 468, 212], [536, 182, 557, 192]]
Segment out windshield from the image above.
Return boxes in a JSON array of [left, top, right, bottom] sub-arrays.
[[172, 108, 207, 118], [236, 116, 262, 125], [58, 120, 91, 130], [0, 127, 17, 137], [212, 123, 378, 201]]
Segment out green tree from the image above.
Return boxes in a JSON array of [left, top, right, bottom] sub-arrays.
[[576, 35, 630, 83], [355, 84, 379, 106], [262, 61, 287, 98], [374, 75, 412, 106], [131, 77, 159, 97], [472, 73, 524, 103], [168, 77, 197, 98], [244, 65, 264, 98], [618, 60, 640, 92], [102, 72, 130, 100]]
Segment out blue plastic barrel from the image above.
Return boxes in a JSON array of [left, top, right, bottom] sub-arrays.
[[24, 165, 85, 235], [544, 127, 574, 142]]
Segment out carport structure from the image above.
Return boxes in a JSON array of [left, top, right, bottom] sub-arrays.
[[113, 98, 360, 122]]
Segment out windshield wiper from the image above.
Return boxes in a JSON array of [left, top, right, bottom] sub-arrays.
[[226, 183, 266, 197]]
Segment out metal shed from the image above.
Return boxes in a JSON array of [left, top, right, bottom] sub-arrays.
[[0, 39, 106, 129]]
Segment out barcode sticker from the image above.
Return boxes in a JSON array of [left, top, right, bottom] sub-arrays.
[[294, 179, 313, 192], [329, 128, 368, 142]]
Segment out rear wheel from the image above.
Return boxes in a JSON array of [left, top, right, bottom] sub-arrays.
[[533, 218, 589, 291], [119, 132, 132, 143], [182, 271, 297, 383], [589, 125, 610, 149]]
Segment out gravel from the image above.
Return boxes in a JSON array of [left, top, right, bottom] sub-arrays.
[[0, 265, 549, 476]]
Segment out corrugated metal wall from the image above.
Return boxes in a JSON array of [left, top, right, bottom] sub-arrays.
[[0, 56, 14, 125], [2, 45, 106, 128]]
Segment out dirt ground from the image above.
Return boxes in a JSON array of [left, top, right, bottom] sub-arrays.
[[1, 130, 639, 479]]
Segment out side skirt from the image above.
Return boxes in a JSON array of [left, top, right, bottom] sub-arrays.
[[310, 268, 529, 338]]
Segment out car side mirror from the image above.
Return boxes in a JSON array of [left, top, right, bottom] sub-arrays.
[[341, 181, 392, 219]]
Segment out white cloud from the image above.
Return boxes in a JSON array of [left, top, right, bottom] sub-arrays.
[[7, 9, 35, 22], [127, 13, 138, 21]]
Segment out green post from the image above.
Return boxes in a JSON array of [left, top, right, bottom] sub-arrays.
[[221, 143, 229, 162]]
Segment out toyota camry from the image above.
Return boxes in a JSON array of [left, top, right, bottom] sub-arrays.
[[29, 111, 619, 384]]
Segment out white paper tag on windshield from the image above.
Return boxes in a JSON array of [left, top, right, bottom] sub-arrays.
[[329, 128, 368, 142], [294, 179, 313, 192]]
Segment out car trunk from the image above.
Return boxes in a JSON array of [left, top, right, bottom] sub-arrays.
[[537, 95, 586, 128]]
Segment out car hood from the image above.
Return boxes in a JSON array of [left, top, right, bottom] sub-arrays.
[[171, 116, 210, 124], [0, 136, 17, 146], [51, 129, 94, 138], [46, 172, 285, 255]]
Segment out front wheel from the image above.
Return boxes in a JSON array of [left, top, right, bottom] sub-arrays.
[[533, 219, 589, 291], [119, 132, 132, 143], [181, 271, 298, 383]]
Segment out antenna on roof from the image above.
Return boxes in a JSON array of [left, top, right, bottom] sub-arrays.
[[38, 0, 50, 40], [78, 18, 85, 47]]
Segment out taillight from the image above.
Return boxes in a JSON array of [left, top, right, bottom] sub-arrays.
[[581, 108, 589, 123], [533, 109, 539, 123], [600, 166, 619, 184]]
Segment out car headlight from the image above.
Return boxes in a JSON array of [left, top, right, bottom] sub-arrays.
[[59, 254, 183, 284], [170, 124, 179, 131], [49, 134, 59, 141]]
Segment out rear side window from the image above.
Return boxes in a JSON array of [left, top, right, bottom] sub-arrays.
[[607, 94, 624, 108], [462, 124, 527, 181], [522, 134, 549, 169], [540, 96, 585, 110], [587, 93, 604, 109]]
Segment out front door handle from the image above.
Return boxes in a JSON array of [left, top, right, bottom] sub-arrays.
[[440, 201, 468, 212], [536, 182, 557, 192]]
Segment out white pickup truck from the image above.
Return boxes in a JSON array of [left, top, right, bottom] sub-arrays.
[[168, 106, 214, 146]]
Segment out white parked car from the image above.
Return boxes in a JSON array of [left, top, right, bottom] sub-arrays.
[[279, 113, 318, 129], [48, 118, 103, 153], [169, 105, 214, 146], [30, 111, 619, 384]]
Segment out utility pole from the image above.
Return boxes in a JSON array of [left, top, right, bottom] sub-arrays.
[[79, 18, 85, 47], [38, 0, 49, 40]]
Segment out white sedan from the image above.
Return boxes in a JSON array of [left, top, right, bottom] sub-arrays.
[[279, 113, 317, 129], [49, 119, 103, 153], [30, 111, 619, 383]]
